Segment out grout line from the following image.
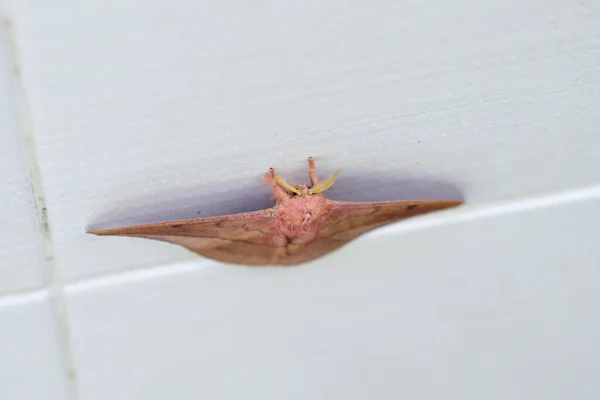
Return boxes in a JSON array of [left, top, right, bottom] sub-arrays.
[[0, 289, 50, 308], [1, 17, 80, 400], [66, 260, 213, 293]]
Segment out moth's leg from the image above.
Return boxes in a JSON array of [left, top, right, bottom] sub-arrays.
[[308, 157, 319, 186], [263, 168, 290, 203]]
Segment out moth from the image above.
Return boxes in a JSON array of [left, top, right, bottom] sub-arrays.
[[89, 157, 462, 266]]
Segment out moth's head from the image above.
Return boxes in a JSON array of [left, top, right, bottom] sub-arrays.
[[293, 184, 311, 196], [275, 170, 341, 197]]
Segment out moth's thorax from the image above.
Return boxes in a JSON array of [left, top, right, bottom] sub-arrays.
[[276, 192, 330, 242]]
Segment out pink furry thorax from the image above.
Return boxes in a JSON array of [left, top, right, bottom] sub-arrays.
[[274, 192, 331, 243]]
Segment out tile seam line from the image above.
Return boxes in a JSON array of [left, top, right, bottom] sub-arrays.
[[1, 16, 80, 400]]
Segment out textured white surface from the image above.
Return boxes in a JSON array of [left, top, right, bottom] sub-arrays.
[[0, 292, 69, 400], [0, 23, 47, 293], [1, 0, 600, 399]]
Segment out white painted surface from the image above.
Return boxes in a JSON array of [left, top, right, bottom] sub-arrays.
[[1, 0, 599, 399], [0, 292, 70, 400]]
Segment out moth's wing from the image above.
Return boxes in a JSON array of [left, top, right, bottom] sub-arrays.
[[89, 208, 289, 265], [280, 199, 463, 264], [90, 200, 462, 266], [321, 199, 462, 240]]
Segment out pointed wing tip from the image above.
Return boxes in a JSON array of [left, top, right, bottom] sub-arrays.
[[418, 199, 463, 213], [446, 199, 464, 207], [414, 199, 462, 207], [87, 222, 160, 236], [440, 199, 464, 210], [87, 228, 123, 236]]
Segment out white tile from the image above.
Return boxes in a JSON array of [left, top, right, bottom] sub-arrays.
[[0, 291, 70, 400], [7, 0, 600, 279], [65, 193, 600, 400], [0, 21, 47, 293]]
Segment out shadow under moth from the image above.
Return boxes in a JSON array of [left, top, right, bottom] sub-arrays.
[[89, 157, 462, 266]]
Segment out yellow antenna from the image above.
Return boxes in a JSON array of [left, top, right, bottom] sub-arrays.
[[274, 175, 302, 195], [309, 170, 341, 194]]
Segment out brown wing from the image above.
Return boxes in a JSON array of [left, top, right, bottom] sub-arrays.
[[271, 199, 463, 265], [88, 208, 290, 265], [89, 199, 462, 266]]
